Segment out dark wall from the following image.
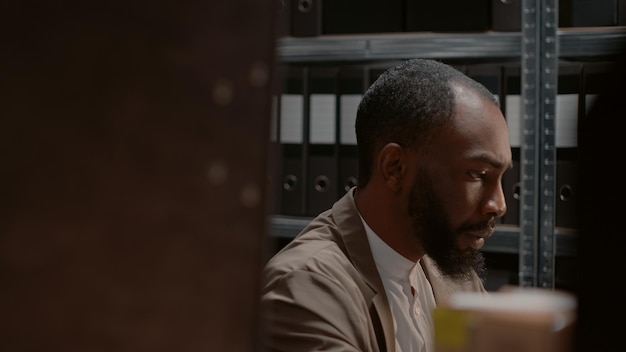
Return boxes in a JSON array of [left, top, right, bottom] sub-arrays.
[[0, 2, 277, 351]]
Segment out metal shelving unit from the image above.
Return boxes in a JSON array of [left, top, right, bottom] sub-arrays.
[[277, 28, 626, 63], [270, 2, 626, 288]]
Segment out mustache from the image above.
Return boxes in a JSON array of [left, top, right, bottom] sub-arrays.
[[459, 219, 496, 233]]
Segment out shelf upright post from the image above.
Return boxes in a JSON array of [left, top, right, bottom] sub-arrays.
[[537, 0, 559, 289], [520, 0, 559, 288]]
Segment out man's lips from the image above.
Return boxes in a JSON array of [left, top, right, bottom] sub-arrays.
[[461, 227, 495, 249], [457, 219, 497, 249], [464, 225, 495, 238]]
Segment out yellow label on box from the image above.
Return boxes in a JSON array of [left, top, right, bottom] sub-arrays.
[[433, 308, 470, 349]]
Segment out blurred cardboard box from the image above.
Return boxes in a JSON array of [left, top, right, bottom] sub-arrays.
[[433, 286, 576, 352]]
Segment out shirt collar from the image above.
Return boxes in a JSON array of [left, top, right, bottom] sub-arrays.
[[359, 213, 417, 283]]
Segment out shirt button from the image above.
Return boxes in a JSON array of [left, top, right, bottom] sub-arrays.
[[414, 306, 421, 315]]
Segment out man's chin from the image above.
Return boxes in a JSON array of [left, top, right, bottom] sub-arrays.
[[460, 233, 485, 251], [430, 249, 486, 282]]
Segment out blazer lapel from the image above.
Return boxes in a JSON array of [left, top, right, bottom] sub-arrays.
[[332, 188, 396, 352]]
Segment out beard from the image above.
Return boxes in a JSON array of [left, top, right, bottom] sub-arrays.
[[408, 169, 487, 282]]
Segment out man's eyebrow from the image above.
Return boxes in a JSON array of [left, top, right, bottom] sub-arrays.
[[465, 151, 512, 170]]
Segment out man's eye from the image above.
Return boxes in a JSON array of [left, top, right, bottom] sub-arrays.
[[468, 171, 487, 179]]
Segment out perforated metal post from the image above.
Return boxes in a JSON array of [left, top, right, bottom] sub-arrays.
[[520, 0, 559, 288]]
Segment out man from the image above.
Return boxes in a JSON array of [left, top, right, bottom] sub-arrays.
[[261, 59, 513, 352]]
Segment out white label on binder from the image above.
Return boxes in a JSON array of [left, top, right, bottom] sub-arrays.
[[280, 94, 304, 143], [340, 94, 360, 145], [505, 95, 522, 148], [555, 94, 578, 148], [310, 94, 336, 144]]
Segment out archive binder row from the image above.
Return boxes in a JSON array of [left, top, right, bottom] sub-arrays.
[[270, 65, 365, 217], [269, 61, 614, 230], [276, 0, 626, 38]]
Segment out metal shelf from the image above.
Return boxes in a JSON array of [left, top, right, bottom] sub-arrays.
[[277, 28, 626, 63], [560, 27, 626, 59], [277, 32, 521, 63]]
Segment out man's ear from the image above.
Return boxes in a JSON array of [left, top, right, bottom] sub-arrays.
[[378, 143, 406, 193]]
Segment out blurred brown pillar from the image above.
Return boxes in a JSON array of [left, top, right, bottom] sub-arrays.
[[0, 1, 277, 351]]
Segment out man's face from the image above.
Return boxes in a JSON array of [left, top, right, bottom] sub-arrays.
[[408, 169, 488, 281], [407, 84, 512, 281]]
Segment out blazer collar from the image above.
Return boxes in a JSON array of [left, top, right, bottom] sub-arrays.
[[331, 187, 396, 352]]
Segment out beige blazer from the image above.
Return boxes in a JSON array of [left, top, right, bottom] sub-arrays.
[[261, 188, 487, 352]]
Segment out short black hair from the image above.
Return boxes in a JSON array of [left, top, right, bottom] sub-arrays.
[[355, 58, 499, 187]]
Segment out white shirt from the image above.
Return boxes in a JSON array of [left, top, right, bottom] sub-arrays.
[[360, 217, 437, 352]]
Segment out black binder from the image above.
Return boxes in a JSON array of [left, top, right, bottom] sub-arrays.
[[554, 64, 582, 229], [267, 67, 284, 215], [322, 0, 404, 34], [556, 154, 580, 230], [501, 64, 522, 225], [502, 156, 521, 226], [572, 0, 619, 26], [466, 63, 502, 101], [291, 0, 322, 37], [491, 0, 521, 32], [556, 63, 582, 149], [405, 0, 490, 32], [502, 63, 522, 130], [278, 66, 306, 216], [560, 0, 619, 27], [306, 67, 339, 216], [337, 67, 366, 196], [367, 65, 391, 86], [582, 62, 615, 115], [275, 0, 291, 38]]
